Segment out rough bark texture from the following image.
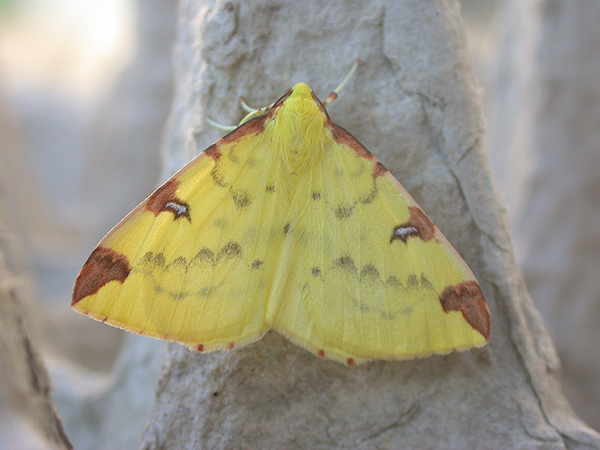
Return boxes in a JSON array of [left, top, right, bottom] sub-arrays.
[[491, 0, 600, 432], [134, 0, 600, 449]]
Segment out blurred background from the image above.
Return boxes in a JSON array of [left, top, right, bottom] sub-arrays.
[[0, 0, 599, 446]]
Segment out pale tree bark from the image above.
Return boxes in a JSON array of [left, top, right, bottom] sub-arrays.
[[129, 0, 600, 449], [490, 0, 600, 432]]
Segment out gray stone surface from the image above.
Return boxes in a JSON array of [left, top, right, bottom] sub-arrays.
[[0, 270, 72, 450], [489, 0, 600, 433], [37, 1, 179, 449], [135, 0, 600, 449], [0, 105, 72, 448], [52, 336, 167, 450]]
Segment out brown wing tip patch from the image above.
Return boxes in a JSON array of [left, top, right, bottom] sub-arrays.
[[439, 281, 490, 341], [72, 247, 131, 305], [146, 178, 191, 221], [195, 344, 205, 352], [317, 350, 326, 358], [390, 206, 436, 243], [228, 342, 235, 350], [346, 358, 356, 367]]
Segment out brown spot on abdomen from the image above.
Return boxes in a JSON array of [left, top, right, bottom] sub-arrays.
[[146, 178, 191, 221], [72, 247, 131, 305], [439, 281, 490, 341], [390, 206, 436, 243]]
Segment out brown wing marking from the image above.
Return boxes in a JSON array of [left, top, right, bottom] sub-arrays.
[[72, 247, 131, 305], [328, 123, 391, 179], [390, 206, 436, 244], [439, 281, 490, 341], [220, 112, 269, 145], [329, 123, 374, 161], [373, 162, 388, 177], [145, 178, 191, 221]]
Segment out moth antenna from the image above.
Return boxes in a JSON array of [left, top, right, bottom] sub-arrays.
[[323, 60, 360, 106], [206, 117, 237, 132], [239, 97, 256, 113]]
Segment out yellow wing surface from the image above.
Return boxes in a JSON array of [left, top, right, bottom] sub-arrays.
[[72, 83, 490, 365]]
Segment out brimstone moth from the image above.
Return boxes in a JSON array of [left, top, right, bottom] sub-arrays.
[[72, 68, 490, 366]]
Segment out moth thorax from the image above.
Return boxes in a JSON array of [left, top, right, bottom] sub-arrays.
[[269, 103, 326, 175]]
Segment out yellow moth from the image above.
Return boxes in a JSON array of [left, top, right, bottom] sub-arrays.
[[72, 68, 490, 366]]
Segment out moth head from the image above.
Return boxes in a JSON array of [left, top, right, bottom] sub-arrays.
[[285, 83, 327, 116], [267, 83, 328, 138]]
